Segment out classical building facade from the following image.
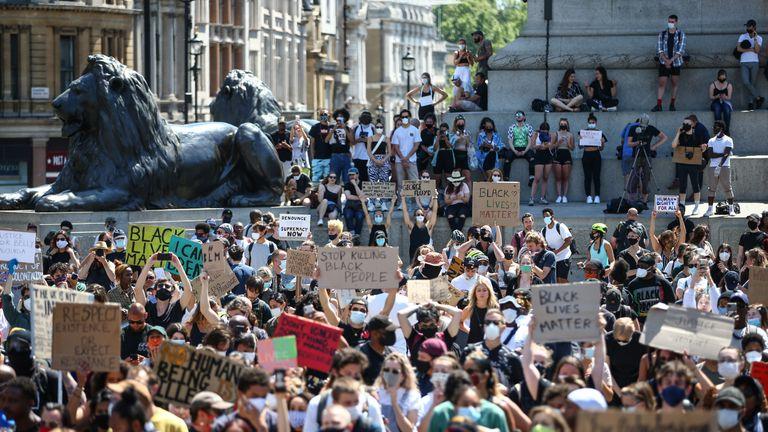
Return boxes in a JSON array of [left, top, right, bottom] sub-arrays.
[[0, 0, 136, 191]]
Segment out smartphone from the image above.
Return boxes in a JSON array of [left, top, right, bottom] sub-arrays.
[[96, 249, 105, 257], [157, 253, 172, 261], [521, 264, 532, 273], [727, 302, 738, 316], [274, 369, 287, 393]]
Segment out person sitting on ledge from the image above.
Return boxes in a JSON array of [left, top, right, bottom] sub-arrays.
[[550, 68, 584, 112], [586, 66, 619, 112]]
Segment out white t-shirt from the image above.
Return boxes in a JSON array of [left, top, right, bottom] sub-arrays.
[[450, 273, 491, 292], [543, 222, 573, 262], [707, 135, 734, 167], [738, 33, 763, 63], [353, 124, 374, 160], [304, 391, 384, 432], [500, 314, 531, 352], [391, 125, 421, 163], [365, 292, 413, 355], [377, 387, 421, 414]]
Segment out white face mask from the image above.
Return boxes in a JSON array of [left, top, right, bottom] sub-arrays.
[[401, 118, 409, 127], [346, 406, 361, 421], [293, 175, 300, 180], [336, 117, 344, 123], [56, 240, 68, 249], [252, 232, 261, 240], [636, 268, 648, 278], [543, 216, 552, 225], [719, 252, 731, 261], [375, 127, 384, 134], [503, 308, 517, 324], [459, 44, 466, 50], [242, 352, 256, 364], [484, 323, 500, 340], [270, 307, 282, 317], [583, 346, 595, 359], [169, 339, 186, 345], [415, 215, 425, 223], [667, 22, 676, 30], [717, 409, 741, 430], [421, 78, 428, 85], [478, 265, 489, 274], [492, 175, 501, 183], [717, 361, 740, 379], [430, 372, 449, 390], [587, 123, 597, 129], [250, 398, 267, 412], [746, 351, 763, 363], [288, 411, 306, 430]]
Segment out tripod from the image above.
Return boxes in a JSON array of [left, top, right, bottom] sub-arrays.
[[618, 144, 661, 211]]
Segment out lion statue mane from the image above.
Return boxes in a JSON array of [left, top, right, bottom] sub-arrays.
[[0, 55, 283, 211]]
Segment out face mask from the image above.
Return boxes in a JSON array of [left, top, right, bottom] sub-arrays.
[[457, 124, 465, 131], [746, 351, 763, 363], [457, 406, 480, 423], [492, 175, 501, 182], [320, 114, 329, 122], [719, 252, 731, 262], [656, 262, 664, 271], [415, 359, 431, 374], [627, 237, 639, 246], [250, 398, 267, 411], [263, 280, 273, 290], [718, 77, 727, 83], [667, 22, 676, 30], [381, 330, 396, 346], [718, 306, 728, 315], [583, 346, 595, 359], [242, 352, 256, 364], [636, 268, 648, 278], [328, 233, 338, 241], [622, 406, 637, 413], [559, 124, 567, 130], [503, 309, 517, 323], [94, 414, 110, 430], [484, 323, 500, 341], [421, 324, 438, 338], [8, 349, 34, 375], [421, 265, 442, 279], [23, 298, 32, 311], [531, 426, 556, 432], [717, 409, 741, 429], [349, 310, 366, 326], [114, 239, 126, 249], [374, 215, 384, 224], [169, 339, 185, 345], [346, 406, 361, 421], [430, 372, 448, 390], [279, 260, 286, 274], [383, 371, 400, 388], [156, 289, 172, 301], [421, 78, 428, 85], [252, 232, 261, 241], [289, 411, 306, 429], [543, 216, 552, 225], [336, 117, 344, 123], [718, 361, 740, 379], [503, 252, 514, 260], [587, 123, 597, 129], [415, 215, 425, 223], [749, 318, 762, 328], [749, 220, 760, 230], [477, 265, 489, 275], [458, 44, 466, 50], [270, 307, 282, 318], [293, 175, 301, 181], [375, 237, 386, 247], [401, 117, 409, 125], [660, 385, 686, 406], [375, 127, 384, 134], [689, 267, 698, 277], [56, 240, 68, 249]]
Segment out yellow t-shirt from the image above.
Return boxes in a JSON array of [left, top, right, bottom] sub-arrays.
[[151, 407, 189, 432]]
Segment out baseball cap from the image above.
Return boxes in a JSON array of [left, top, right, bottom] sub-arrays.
[[147, 326, 167, 338], [716, 386, 746, 408], [723, 271, 740, 291], [113, 228, 126, 238], [746, 19, 757, 27], [191, 391, 234, 411], [420, 338, 448, 357], [567, 388, 607, 411], [513, 287, 532, 299], [603, 288, 623, 313], [367, 315, 398, 332], [348, 167, 359, 175], [217, 223, 233, 234], [748, 213, 761, 223], [731, 290, 749, 306]]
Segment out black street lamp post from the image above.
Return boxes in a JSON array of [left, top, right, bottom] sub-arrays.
[[401, 49, 415, 112]]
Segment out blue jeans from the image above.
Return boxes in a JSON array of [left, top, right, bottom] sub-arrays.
[[312, 158, 331, 183], [343, 206, 365, 235], [711, 99, 732, 133], [330, 153, 352, 184]]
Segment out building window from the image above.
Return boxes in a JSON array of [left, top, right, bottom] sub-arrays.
[[9, 33, 20, 100], [60, 36, 75, 93], [209, 0, 218, 23]]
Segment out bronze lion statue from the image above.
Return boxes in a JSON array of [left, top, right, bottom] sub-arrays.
[[0, 55, 283, 211]]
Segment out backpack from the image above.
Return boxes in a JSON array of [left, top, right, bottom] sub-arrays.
[[247, 240, 277, 266], [604, 198, 647, 214], [531, 98, 551, 113], [715, 202, 740, 215], [541, 223, 579, 255]]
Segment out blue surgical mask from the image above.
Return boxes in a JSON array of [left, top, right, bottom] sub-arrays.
[[660, 385, 686, 407], [457, 406, 481, 423], [689, 267, 697, 276], [718, 306, 728, 315], [114, 239, 127, 249], [264, 280, 273, 290], [279, 261, 286, 274], [543, 216, 552, 225], [374, 215, 384, 224], [376, 238, 386, 247], [749, 318, 762, 327]]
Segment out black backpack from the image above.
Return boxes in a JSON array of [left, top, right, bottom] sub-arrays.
[[541, 223, 579, 255]]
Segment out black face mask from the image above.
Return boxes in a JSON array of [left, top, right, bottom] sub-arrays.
[[381, 330, 396, 346], [718, 77, 727, 83], [156, 288, 172, 301], [420, 325, 438, 338], [749, 221, 760, 230], [457, 124, 465, 131], [94, 414, 110, 430], [559, 125, 567, 130], [7, 349, 34, 376], [421, 265, 442, 279], [504, 252, 514, 260], [627, 237, 639, 246], [415, 360, 431, 374], [328, 233, 338, 241]]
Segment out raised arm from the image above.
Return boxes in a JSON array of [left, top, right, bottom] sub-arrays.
[[170, 253, 195, 310], [397, 303, 420, 339], [402, 197, 413, 229], [675, 210, 687, 248], [384, 197, 396, 229], [522, 317, 542, 400], [379, 285, 398, 317], [427, 191, 439, 230], [318, 287, 340, 326], [437, 302, 462, 337], [199, 273, 222, 325], [591, 318, 607, 394], [494, 225, 503, 247], [649, 211, 661, 253], [77, 253, 95, 280], [133, 254, 157, 306]]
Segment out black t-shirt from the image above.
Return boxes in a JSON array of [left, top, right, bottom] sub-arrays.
[[533, 250, 557, 284], [106, 249, 126, 263], [330, 126, 351, 154], [629, 125, 660, 157], [460, 342, 523, 389], [286, 173, 311, 194], [309, 123, 332, 159], [666, 30, 675, 58], [626, 274, 674, 321], [589, 80, 614, 101], [474, 82, 488, 110], [340, 322, 364, 348], [612, 220, 648, 251], [344, 180, 363, 210], [605, 332, 646, 388], [677, 132, 697, 149], [617, 247, 651, 270], [740, 231, 767, 253], [357, 342, 391, 386], [667, 218, 695, 242], [146, 300, 185, 328], [271, 130, 292, 162], [420, 127, 436, 153], [120, 325, 149, 359]]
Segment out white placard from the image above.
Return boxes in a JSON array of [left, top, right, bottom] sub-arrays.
[[654, 195, 679, 214], [0, 230, 37, 264], [278, 214, 311, 240], [579, 129, 602, 147], [30, 87, 50, 99]]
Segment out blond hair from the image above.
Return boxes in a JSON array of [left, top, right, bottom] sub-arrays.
[[327, 219, 344, 233], [375, 352, 417, 391], [467, 278, 499, 311], [525, 231, 546, 248], [613, 317, 634, 341]]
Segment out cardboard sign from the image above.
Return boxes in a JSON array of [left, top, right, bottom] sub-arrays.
[[654, 195, 679, 214], [126, 224, 185, 267], [278, 214, 311, 240], [576, 409, 716, 432], [166, 236, 202, 278], [471, 182, 520, 227], [1, 251, 44, 286], [336, 289, 357, 309], [749, 266, 768, 306], [273, 314, 342, 372], [257, 336, 298, 372], [153, 343, 245, 406], [0, 229, 36, 264], [751, 361, 768, 398], [31, 285, 94, 361], [52, 302, 121, 372], [401, 180, 436, 198], [406, 280, 431, 304], [316, 246, 398, 290], [203, 242, 230, 273], [531, 282, 601, 343], [579, 129, 603, 147], [672, 146, 704, 165], [191, 268, 239, 301], [445, 256, 464, 279], [639, 304, 734, 360], [361, 181, 396, 199], [286, 249, 317, 278]]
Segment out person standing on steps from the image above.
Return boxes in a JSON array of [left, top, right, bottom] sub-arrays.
[[703, 121, 735, 217], [503, 111, 535, 186], [737, 19, 764, 110], [579, 114, 607, 205], [653, 14, 686, 112], [406, 73, 448, 121]]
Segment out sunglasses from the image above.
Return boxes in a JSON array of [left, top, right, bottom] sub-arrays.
[[146, 275, 156, 280], [382, 368, 401, 374], [484, 320, 502, 326], [329, 176, 337, 179], [128, 319, 145, 325]]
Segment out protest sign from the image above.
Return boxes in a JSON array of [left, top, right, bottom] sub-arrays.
[[654, 195, 679, 214], [336, 289, 357, 309], [52, 302, 121, 372], [191, 268, 239, 301], [445, 256, 464, 279], [166, 235, 202, 278], [278, 214, 311, 240], [203, 242, 229, 273], [0, 229, 36, 264], [31, 284, 94, 361], [576, 409, 715, 432], [749, 266, 768, 306], [578, 129, 603, 147], [256, 336, 298, 372], [317, 246, 398, 290], [751, 362, 768, 398], [274, 313, 342, 372], [401, 180, 436, 198], [1, 251, 43, 286], [531, 282, 601, 343], [406, 280, 431, 304], [471, 182, 520, 227], [126, 224, 185, 266], [361, 182, 396, 199], [286, 249, 317, 277], [639, 304, 734, 360], [154, 342, 245, 406]]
